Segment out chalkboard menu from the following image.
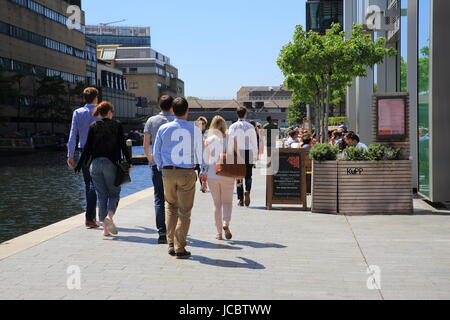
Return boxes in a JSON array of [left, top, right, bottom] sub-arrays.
[[272, 152, 302, 199], [266, 149, 309, 210]]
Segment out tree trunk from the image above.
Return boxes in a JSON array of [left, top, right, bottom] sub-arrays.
[[324, 73, 331, 145]]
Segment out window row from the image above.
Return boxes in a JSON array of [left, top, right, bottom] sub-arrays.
[[0, 56, 86, 84], [10, 0, 85, 33], [0, 21, 85, 60]]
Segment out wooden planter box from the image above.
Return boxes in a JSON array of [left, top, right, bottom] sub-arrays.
[[312, 160, 413, 215], [312, 161, 338, 214]]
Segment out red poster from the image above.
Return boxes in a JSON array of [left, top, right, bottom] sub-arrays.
[[378, 99, 405, 136]]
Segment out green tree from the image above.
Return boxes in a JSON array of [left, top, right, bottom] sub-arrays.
[[418, 46, 429, 94], [278, 23, 397, 142], [287, 103, 305, 126], [34, 76, 68, 133], [400, 56, 407, 92]]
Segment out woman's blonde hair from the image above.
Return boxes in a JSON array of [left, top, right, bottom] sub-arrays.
[[208, 116, 227, 138]]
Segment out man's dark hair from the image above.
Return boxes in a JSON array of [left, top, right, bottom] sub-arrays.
[[302, 134, 312, 145], [237, 106, 247, 119], [346, 132, 360, 143], [83, 87, 98, 104], [172, 97, 189, 117], [159, 95, 174, 111], [267, 116, 272, 123]]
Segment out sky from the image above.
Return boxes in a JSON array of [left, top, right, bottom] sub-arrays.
[[83, 0, 306, 99]]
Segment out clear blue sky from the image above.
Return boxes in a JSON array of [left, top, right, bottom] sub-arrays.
[[83, 0, 306, 99]]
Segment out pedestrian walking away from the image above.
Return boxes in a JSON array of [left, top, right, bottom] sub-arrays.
[[228, 106, 258, 207], [196, 116, 209, 193], [143, 95, 175, 244], [153, 97, 205, 259], [204, 116, 235, 241], [75, 101, 132, 237], [66, 87, 100, 229]]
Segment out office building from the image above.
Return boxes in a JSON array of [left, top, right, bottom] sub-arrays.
[[97, 45, 184, 110], [306, 0, 344, 34], [86, 25, 151, 47], [344, 0, 450, 203], [0, 0, 87, 133]]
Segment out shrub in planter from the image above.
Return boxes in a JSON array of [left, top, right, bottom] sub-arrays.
[[309, 144, 339, 162], [342, 147, 368, 161], [366, 144, 402, 161]]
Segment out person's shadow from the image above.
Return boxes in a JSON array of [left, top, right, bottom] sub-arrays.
[[191, 256, 265, 269], [228, 240, 287, 249], [188, 238, 243, 251], [117, 226, 158, 235]]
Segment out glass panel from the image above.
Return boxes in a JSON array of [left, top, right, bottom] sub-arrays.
[[418, 0, 430, 197]]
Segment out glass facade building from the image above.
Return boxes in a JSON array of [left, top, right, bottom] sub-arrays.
[[85, 26, 151, 47], [306, 0, 344, 34]]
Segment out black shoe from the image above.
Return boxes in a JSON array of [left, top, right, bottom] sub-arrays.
[[244, 191, 251, 207], [176, 250, 191, 259], [158, 235, 168, 244], [168, 244, 176, 256], [238, 200, 244, 207]]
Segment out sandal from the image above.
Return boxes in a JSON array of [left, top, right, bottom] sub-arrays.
[[103, 217, 118, 235], [223, 226, 232, 240], [216, 234, 223, 240]]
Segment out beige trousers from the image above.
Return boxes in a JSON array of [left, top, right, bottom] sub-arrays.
[[162, 169, 197, 253], [208, 178, 235, 235]]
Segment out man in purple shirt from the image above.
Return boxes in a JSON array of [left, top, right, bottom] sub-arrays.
[[67, 87, 100, 228]]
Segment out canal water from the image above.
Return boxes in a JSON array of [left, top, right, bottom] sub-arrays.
[[0, 146, 152, 243]]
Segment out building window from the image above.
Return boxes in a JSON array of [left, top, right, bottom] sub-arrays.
[[418, 0, 430, 197], [102, 49, 116, 60], [129, 68, 138, 74], [10, 0, 85, 33], [129, 82, 139, 89]]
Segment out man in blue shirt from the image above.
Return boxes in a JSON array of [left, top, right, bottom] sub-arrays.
[[143, 95, 175, 244], [67, 87, 100, 228], [153, 97, 205, 259]]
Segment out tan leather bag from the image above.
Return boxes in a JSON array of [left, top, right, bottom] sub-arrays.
[[216, 152, 246, 178], [215, 136, 246, 178]]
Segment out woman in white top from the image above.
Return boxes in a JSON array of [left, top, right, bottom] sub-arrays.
[[204, 116, 235, 241]]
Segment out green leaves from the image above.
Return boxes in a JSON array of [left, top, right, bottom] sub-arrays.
[[309, 144, 339, 162], [277, 22, 398, 129]]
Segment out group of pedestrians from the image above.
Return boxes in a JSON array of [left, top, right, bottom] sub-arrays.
[[67, 89, 263, 260]]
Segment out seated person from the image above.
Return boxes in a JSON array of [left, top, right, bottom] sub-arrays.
[[330, 131, 343, 146], [287, 129, 301, 148], [343, 132, 368, 150], [301, 134, 313, 151]]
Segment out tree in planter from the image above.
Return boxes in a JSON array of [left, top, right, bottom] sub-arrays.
[[278, 23, 397, 142]]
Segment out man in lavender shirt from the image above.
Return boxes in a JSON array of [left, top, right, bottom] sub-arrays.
[[67, 87, 100, 228]]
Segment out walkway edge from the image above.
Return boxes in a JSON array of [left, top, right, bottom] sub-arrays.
[[0, 187, 153, 261]]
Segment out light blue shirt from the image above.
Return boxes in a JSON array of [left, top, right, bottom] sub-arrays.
[[67, 104, 100, 158], [153, 118, 204, 171]]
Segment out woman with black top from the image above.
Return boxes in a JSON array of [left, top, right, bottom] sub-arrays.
[[75, 101, 132, 237]]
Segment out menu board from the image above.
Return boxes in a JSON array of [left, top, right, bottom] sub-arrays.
[[272, 152, 302, 200], [377, 98, 406, 139], [266, 149, 309, 210]]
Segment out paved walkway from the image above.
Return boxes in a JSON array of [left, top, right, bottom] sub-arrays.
[[0, 171, 449, 300]]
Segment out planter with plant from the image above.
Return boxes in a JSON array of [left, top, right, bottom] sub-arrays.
[[310, 144, 413, 215]]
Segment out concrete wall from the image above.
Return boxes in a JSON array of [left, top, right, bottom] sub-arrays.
[[429, 0, 450, 202]]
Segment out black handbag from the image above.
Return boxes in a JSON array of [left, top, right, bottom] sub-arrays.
[[114, 156, 131, 187]]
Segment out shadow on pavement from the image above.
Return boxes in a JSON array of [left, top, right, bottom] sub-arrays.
[[115, 236, 158, 245], [228, 240, 287, 249], [191, 256, 265, 269], [188, 238, 243, 250], [117, 227, 158, 235]]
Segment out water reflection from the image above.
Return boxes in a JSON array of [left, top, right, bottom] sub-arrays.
[[0, 147, 152, 243]]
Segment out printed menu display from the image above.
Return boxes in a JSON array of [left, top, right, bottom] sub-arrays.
[[378, 99, 406, 137]]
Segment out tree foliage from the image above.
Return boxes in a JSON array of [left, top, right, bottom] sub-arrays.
[[278, 23, 397, 142], [287, 103, 305, 126]]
